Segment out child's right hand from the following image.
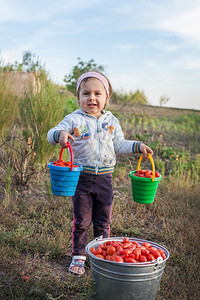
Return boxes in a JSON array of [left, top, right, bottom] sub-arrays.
[[59, 131, 75, 148]]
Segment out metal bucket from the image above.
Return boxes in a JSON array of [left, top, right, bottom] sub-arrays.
[[86, 237, 169, 300]]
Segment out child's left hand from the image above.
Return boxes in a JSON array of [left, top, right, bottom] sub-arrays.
[[140, 144, 153, 158]]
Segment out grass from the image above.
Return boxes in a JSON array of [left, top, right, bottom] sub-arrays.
[[0, 105, 200, 299]]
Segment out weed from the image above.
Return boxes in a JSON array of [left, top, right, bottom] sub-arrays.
[[0, 102, 200, 299]]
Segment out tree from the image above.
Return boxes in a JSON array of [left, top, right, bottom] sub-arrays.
[[159, 95, 170, 107], [111, 89, 148, 105], [64, 58, 105, 95], [0, 51, 46, 77]]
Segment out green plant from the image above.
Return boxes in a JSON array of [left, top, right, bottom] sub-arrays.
[[63, 95, 78, 116], [19, 80, 66, 166], [64, 58, 105, 95], [0, 71, 18, 135]]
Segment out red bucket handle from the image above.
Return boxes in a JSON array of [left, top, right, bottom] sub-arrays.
[[59, 142, 73, 171]]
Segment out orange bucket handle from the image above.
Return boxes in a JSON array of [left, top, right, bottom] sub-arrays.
[[137, 153, 155, 181], [59, 142, 73, 171]]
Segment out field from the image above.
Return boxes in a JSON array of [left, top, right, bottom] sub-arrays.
[[0, 103, 200, 300]]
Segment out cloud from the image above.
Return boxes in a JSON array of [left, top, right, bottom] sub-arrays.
[[160, 7, 200, 43], [150, 40, 180, 52], [0, 0, 103, 23], [115, 44, 140, 50], [111, 1, 200, 43], [143, 61, 157, 67]]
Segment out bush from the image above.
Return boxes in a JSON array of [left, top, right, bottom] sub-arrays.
[[19, 80, 66, 166], [0, 71, 18, 136]]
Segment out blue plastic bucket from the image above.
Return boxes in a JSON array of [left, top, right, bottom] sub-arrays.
[[48, 162, 83, 196], [48, 142, 83, 196]]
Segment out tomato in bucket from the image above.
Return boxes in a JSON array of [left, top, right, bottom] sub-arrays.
[[86, 236, 169, 300], [48, 142, 83, 196], [129, 154, 162, 204]]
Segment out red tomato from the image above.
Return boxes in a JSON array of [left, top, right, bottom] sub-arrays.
[[107, 246, 116, 255], [149, 248, 161, 259], [105, 255, 113, 261], [138, 255, 147, 262], [111, 241, 119, 247], [106, 241, 112, 245], [123, 237, 130, 243], [132, 241, 140, 247], [95, 254, 104, 259], [140, 169, 146, 174], [118, 249, 131, 256], [22, 275, 30, 282], [92, 239, 166, 264], [145, 170, 151, 176], [146, 254, 155, 261], [126, 246, 136, 252], [56, 162, 65, 166], [135, 173, 141, 177], [146, 174, 153, 178], [136, 170, 141, 174], [140, 248, 150, 255], [142, 242, 151, 249], [150, 247, 158, 251], [117, 246, 123, 251], [101, 243, 109, 250], [123, 243, 132, 249], [157, 249, 164, 255], [121, 254, 130, 260], [90, 246, 96, 255], [124, 257, 137, 263], [155, 172, 160, 177], [101, 250, 107, 257], [95, 247, 102, 255], [110, 255, 117, 261], [134, 248, 141, 260], [113, 256, 124, 263]]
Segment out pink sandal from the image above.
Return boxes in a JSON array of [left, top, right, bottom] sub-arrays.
[[69, 255, 86, 275]]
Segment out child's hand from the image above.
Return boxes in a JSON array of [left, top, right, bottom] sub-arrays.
[[140, 143, 153, 158], [59, 131, 75, 148]]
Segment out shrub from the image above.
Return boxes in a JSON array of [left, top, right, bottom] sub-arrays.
[[19, 80, 66, 166], [0, 71, 18, 136]]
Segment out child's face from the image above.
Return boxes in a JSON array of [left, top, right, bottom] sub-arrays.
[[78, 78, 108, 118]]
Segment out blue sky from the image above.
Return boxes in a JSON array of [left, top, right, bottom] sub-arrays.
[[0, 0, 200, 110]]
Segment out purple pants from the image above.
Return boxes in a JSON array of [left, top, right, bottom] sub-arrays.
[[72, 173, 113, 256]]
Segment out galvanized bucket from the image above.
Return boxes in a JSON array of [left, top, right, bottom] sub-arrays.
[[86, 236, 169, 300]]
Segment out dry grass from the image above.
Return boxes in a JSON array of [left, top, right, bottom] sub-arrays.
[[0, 167, 199, 300], [0, 105, 200, 299]]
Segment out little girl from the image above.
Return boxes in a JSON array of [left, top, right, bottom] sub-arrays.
[[47, 71, 153, 275]]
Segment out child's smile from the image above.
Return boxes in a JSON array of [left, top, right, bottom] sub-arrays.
[[78, 78, 108, 119]]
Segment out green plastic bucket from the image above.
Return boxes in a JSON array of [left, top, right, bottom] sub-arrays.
[[129, 154, 162, 204]]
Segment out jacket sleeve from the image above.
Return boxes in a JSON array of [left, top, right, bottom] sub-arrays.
[[113, 118, 135, 154], [47, 114, 74, 145]]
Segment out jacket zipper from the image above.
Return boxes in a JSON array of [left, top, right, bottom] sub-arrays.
[[95, 119, 101, 174]]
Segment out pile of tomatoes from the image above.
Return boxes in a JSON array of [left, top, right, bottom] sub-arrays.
[[53, 159, 78, 167], [133, 169, 161, 178], [90, 238, 166, 263]]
